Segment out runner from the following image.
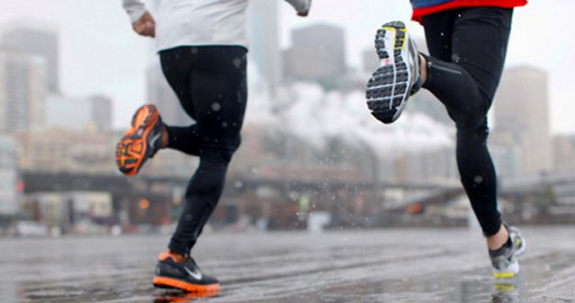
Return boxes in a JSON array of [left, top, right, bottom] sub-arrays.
[[365, 0, 527, 279], [118, 0, 311, 293]]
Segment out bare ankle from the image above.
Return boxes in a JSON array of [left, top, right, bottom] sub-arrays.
[[161, 126, 169, 149], [419, 54, 428, 84], [486, 224, 509, 250]]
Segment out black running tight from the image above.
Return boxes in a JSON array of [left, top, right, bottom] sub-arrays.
[[421, 7, 513, 236], [159, 46, 248, 255]]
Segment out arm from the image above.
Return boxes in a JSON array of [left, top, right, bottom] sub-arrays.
[[122, 0, 147, 23], [283, 0, 312, 16], [121, 0, 155, 38]]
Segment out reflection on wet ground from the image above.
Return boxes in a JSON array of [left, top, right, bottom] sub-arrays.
[[2, 227, 575, 302]]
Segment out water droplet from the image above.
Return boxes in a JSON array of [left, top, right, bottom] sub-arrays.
[[233, 58, 242, 69], [474, 176, 483, 184], [212, 102, 221, 111]]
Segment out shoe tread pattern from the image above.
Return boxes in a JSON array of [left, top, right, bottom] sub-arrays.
[[366, 21, 410, 124]]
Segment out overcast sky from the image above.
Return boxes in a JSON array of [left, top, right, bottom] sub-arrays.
[[1, 0, 574, 134]]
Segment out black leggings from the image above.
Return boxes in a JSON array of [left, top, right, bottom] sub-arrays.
[[159, 46, 248, 255], [421, 7, 513, 236]]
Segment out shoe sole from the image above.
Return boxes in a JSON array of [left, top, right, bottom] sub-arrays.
[[153, 276, 220, 293], [366, 21, 412, 124], [493, 258, 519, 279], [115, 104, 160, 176]]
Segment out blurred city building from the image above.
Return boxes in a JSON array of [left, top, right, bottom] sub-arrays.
[[45, 94, 113, 131], [489, 132, 522, 178], [553, 134, 575, 172], [90, 95, 113, 132], [0, 135, 21, 218], [248, 0, 281, 95], [1, 23, 59, 94], [492, 66, 553, 174], [14, 128, 115, 173], [283, 24, 347, 90], [0, 49, 46, 132], [25, 191, 112, 231]]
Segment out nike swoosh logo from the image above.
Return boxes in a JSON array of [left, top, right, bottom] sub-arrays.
[[149, 132, 162, 149], [184, 266, 203, 281]]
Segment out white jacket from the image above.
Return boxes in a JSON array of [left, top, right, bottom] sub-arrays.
[[122, 0, 311, 51]]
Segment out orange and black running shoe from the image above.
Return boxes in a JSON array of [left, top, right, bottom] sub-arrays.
[[115, 104, 163, 176], [153, 251, 220, 295]]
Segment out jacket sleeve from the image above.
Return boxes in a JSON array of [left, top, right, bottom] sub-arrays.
[[283, 0, 311, 14], [122, 0, 148, 23]]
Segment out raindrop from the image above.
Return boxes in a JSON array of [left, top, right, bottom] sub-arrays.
[[289, 191, 299, 200], [452, 54, 461, 63], [212, 102, 221, 111], [234, 181, 243, 188], [222, 122, 228, 128], [440, 32, 444, 37], [474, 176, 484, 184], [233, 58, 242, 69]]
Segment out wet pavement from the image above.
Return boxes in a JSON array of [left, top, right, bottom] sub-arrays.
[[1, 226, 575, 303]]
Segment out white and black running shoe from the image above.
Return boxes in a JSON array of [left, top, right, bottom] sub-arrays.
[[366, 21, 422, 124], [490, 225, 526, 280]]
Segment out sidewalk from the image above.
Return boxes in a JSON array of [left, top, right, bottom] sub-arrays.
[[1, 227, 574, 302]]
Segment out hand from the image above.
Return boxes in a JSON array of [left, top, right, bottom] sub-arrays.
[[132, 11, 156, 38], [297, 0, 311, 17]]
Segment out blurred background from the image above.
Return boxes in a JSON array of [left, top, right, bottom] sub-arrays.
[[0, 0, 573, 238]]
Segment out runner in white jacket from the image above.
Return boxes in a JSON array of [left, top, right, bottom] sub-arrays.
[[116, 0, 311, 294], [122, 0, 311, 49]]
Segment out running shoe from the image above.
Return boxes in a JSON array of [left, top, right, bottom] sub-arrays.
[[153, 251, 220, 294], [115, 104, 163, 176], [490, 225, 526, 280], [366, 21, 422, 124]]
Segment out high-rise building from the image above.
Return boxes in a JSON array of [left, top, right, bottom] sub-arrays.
[[90, 95, 113, 132], [146, 64, 192, 126], [15, 128, 114, 173], [0, 135, 20, 216], [493, 66, 552, 174], [44, 94, 112, 132], [1, 24, 60, 93], [248, 0, 281, 95], [45, 95, 92, 130], [0, 50, 46, 132], [553, 135, 575, 172], [283, 23, 347, 90]]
